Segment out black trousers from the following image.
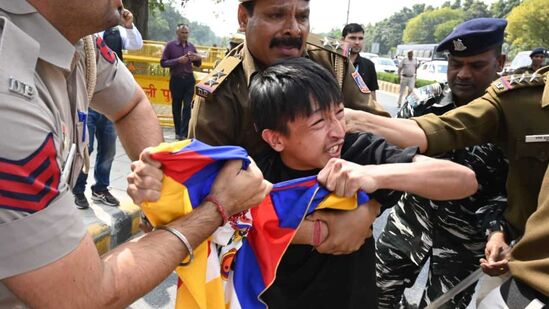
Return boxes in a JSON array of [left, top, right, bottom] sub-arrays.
[[169, 75, 195, 138]]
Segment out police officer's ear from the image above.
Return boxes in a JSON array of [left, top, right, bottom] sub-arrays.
[[261, 129, 286, 153], [237, 4, 249, 32], [496, 54, 506, 72]]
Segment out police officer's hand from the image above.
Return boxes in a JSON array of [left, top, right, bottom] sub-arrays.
[[120, 8, 134, 29], [318, 158, 379, 197], [127, 148, 163, 205], [210, 158, 272, 216], [480, 231, 510, 276], [307, 200, 380, 255]]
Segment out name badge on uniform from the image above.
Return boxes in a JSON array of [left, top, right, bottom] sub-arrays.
[[351, 71, 371, 94], [525, 134, 549, 143]]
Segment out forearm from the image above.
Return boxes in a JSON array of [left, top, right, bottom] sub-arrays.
[[114, 88, 163, 160], [345, 108, 428, 152], [293, 220, 314, 245], [368, 157, 477, 200], [100, 201, 222, 307]]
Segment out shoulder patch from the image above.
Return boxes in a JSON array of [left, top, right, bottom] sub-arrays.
[[0, 134, 61, 213], [306, 33, 346, 57], [491, 70, 547, 95], [95, 35, 116, 64], [195, 55, 241, 99]]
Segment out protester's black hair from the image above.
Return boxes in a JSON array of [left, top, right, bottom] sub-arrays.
[[341, 23, 364, 37], [250, 57, 343, 135]]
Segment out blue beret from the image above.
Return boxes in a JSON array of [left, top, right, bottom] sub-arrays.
[[530, 48, 546, 57], [436, 18, 507, 56]]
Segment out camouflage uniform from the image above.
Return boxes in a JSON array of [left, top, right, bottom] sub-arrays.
[[376, 83, 509, 309]]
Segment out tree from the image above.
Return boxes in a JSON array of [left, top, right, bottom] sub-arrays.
[[124, 0, 168, 39], [403, 8, 465, 43], [490, 0, 522, 18], [463, 0, 491, 19], [506, 0, 549, 50]]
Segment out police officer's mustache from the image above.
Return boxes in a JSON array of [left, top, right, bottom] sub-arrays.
[[270, 37, 303, 49]]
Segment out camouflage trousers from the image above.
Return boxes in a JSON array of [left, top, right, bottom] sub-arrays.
[[376, 197, 487, 309]]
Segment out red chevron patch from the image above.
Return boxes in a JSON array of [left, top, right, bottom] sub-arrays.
[[0, 134, 61, 213], [96, 35, 116, 64]]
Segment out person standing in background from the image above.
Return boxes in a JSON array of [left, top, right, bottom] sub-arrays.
[[397, 50, 418, 108], [341, 23, 379, 102], [73, 7, 144, 209], [514, 47, 546, 74], [161, 24, 202, 140]]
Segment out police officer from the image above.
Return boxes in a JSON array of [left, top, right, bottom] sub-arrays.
[[514, 47, 547, 74], [0, 1, 270, 307], [376, 18, 510, 309], [344, 44, 549, 309], [188, 0, 389, 159]]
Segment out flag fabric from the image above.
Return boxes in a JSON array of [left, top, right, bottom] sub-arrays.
[[141, 140, 369, 309]]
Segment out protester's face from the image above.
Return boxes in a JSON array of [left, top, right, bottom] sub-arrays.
[[531, 54, 545, 67], [448, 49, 505, 105], [343, 31, 364, 55], [278, 102, 345, 170], [238, 0, 310, 67], [177, 26, 190, 42]]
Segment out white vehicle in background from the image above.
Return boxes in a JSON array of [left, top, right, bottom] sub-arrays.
[[360, 52, 379, 59], [416, 60, 448, 83], [372, 57, 398, 73]]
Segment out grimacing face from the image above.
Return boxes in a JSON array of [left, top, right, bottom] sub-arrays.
[[447, 48, 505, 105], [276, 103, 346, 171], [238, 0, 310, 67]]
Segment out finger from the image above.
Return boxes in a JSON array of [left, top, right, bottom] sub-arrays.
[[488, 246, 501, 263], [140, 148, 162, 168], [326, 160, 342, 192], [334, 171, 347, 197]]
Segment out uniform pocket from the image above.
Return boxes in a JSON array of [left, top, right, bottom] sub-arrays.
[[515, 139, 549, 162]]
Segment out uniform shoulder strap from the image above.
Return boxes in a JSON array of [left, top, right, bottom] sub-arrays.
[[306, 33, 346, 57], [491, 68, 548, 95], [195, 51, 242, 99], [0, 17, 39, 101]]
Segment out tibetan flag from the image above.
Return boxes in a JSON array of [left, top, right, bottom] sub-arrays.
[[141, 140, 369, 309], [141, 139, 250, 309], [230, 176, 369, 308]]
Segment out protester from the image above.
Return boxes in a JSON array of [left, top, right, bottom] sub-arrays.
[[72, 8, 144, 209], [188, 0, 389, 159], [0, 1, 270, 307], [250, 57, 477, 308], [376, 18, 510, 309], [161, 23, 201, 140], [341, 23, 379, 101], [514, 47, 547, 74], [397, 50, 418, 107], [344, 59, 549, 309]]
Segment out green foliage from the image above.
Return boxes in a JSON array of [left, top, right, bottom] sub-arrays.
[[507, 0, 549, 50], [490, 0, 522, 17], [376, 72, 436, 87], [147, 3, 223, 45], [403, 8, 465, 43]]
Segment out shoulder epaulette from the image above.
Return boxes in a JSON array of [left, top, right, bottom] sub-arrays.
[[0, 17, 39, 101], [491, 68, 547, 95], [195, 53, 241, 99], [306, 33, 347, 57]]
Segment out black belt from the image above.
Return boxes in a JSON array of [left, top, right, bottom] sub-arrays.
[[402, 74, 414, 77]]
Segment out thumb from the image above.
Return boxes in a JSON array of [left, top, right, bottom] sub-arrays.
[[487, 246, 500, 263]]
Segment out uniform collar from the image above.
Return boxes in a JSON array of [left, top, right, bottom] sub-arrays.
[[0, 1, 75, 71], [241, 43, 261, 87]]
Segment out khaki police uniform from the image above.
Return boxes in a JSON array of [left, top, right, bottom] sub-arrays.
[[0, 1, 138, 306], [414, 67, 549, 296], [188, 39, 389, 158]]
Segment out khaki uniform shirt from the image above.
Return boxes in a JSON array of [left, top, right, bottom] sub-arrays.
[[189, 43, 389, 158], [414, 69, 549, 295], [0, 2, 138, 306]]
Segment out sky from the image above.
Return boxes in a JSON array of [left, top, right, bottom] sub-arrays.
[[180, 0, 499, 37]]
